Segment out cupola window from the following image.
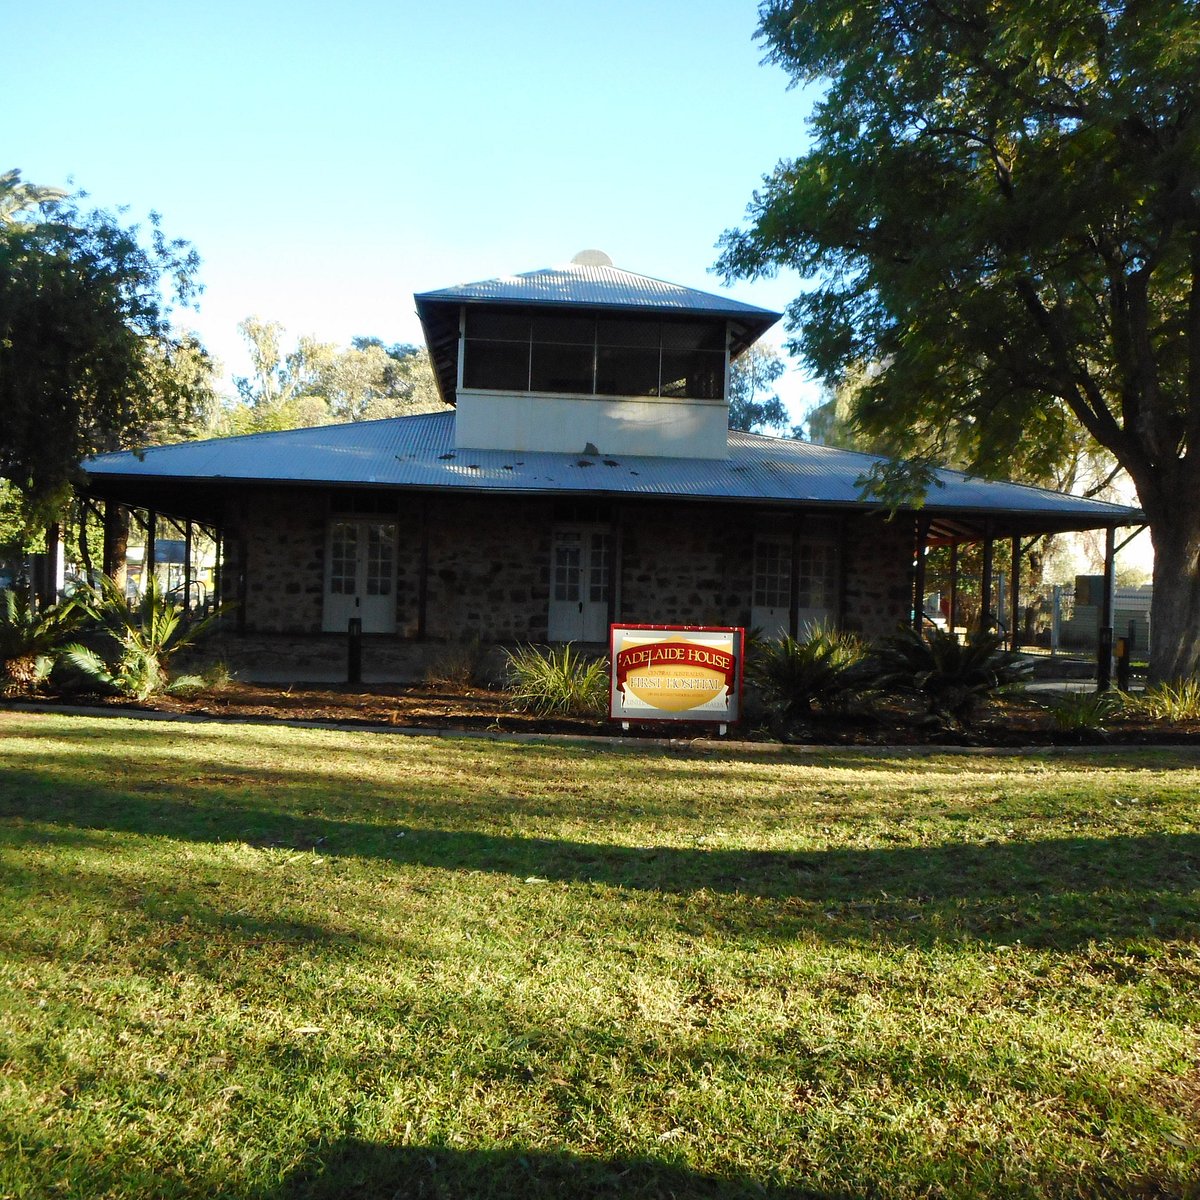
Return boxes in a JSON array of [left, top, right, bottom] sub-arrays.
[[462, 306, 727, 401]]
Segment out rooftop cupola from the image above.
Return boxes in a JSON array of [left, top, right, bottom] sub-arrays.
[[414, 254, 779, 460]]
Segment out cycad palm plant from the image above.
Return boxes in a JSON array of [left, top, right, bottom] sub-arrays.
[[877, 626, 1032, 728], [0, 589, 88, 692], [62, 575, 223, 700], [747, 624, 873, 725]]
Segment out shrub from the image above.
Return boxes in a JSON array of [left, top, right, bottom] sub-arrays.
[[61, 576, 224, 700], [1041, 688, 1124, 737], [747, 624, 873, 724], [505, 644, 609, 717], [424, 637, 487, 689], [200, 660, 236, 690], [0, 590, 88, 693], [158, 662, 237, 700], [877, 627, 1033, 728], [1129, 678, 1200, 721]]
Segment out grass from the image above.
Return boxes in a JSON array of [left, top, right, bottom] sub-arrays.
[[0, 714, 1198, 1199]]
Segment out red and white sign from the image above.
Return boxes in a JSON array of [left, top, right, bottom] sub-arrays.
[[610, 624, 744, 725]]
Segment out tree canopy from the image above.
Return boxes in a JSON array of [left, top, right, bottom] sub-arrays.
[[727, 343, 793, 434], [223, 319, 445, 434], [719, 0, 1200, 680], [0, 170, 211, 524]]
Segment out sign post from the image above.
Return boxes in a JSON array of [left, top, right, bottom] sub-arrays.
[[610, 624, 744, 731]]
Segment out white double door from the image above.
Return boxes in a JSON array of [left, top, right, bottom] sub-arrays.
[[751, 534, 838, 640], [548, 525, 613, 642], [323, 519, 397, 633]]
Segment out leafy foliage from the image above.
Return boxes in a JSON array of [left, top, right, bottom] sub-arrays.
[[877, 628, 1033, 728], [61, 576, 223, 700], [424, 637, 489, 689], [727, 344, 792, 435], [1128, 679, 1200, 722], [0, 590, 87, 692], [1041, 689, 1124, 738], [718, 1, 1200, 681], [505, 644, 609, 717], [223, 319, 446, 434], [0, 169, 209, 519], [747, 624, 873, 724]]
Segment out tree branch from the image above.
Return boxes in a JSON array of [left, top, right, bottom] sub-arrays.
[[1014, 278, 1128, 452]]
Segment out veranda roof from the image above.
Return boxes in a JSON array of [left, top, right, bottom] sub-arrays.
[[83, 410, 1141, 540]]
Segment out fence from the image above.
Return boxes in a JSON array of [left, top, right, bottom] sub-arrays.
[[924, 575, 1152, 656]]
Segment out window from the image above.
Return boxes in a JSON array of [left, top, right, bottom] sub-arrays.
[[461, 307, 728, 401], [753, 539, 791, 609], [797, 543, 838, 609], [329, 523, 358, 596], [754, 537, 840, 614], [553, 531, 582, 602], [365, 523, 394, 597], [588, 531, 612, 603]]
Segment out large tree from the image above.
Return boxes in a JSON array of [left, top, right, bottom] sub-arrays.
[[0, 170, 210, 524], [727, 343, 792, 434], [718, 1, 1200, 681], [224, 320, 444, 434]]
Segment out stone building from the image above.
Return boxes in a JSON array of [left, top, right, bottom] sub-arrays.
[[82, 252, 1139, 676]]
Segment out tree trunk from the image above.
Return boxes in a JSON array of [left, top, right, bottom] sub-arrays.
[[102, 502, 129, 593], [36, 523, 61, 609], [1147, 499, 1200, 683]]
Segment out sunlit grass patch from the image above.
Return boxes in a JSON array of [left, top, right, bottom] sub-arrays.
[[0, 713, 1198, 1198]]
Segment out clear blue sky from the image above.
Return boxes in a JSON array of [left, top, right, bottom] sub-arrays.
[[5, 0, 821, 416]]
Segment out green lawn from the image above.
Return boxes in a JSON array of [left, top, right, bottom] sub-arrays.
[[1, 713, 1198, 1199]]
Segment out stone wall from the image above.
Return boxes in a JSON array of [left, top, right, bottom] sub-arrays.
[[221, 488, 326, 634], [619, 502, 755, 627], [841, 515, 916, 640], [422, 496, 550, 641], [218, 487, 914, 647]]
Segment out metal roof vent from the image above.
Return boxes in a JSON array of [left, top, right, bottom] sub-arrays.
[[570, 248, 613, 267]]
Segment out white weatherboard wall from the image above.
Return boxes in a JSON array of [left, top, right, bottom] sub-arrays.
[[454, 390, 730, 459]]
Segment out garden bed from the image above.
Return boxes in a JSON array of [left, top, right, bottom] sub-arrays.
[[16, 678, 1200, 745]]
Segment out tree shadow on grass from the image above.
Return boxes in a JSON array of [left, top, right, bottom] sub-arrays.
[[258, 1139, 847, 1200], [1, 763, 1197, 949], [250, 1137, 1191, 1200]]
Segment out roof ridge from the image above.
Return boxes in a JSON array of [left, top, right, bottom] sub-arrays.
[[415, 265, 781, 317]]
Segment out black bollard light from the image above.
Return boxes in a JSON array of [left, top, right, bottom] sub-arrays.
[[1115, 635, 1131, 692], [1097, 625, 1114, 692], [348, 617, 363, 685]]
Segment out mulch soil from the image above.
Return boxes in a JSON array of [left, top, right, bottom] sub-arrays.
[[16, 680, 1200, 746]]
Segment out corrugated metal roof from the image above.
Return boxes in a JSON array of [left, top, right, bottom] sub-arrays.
[[415, 263, 781, 318], [414, 260, 781, 407], [84, 410, 1141, 530]]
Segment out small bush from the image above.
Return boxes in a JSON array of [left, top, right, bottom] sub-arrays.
[[165, 674, 208, 698], [505, 644, 609, 717], [0, 591, 88, 693], [1042, 689, 1124, 737], [424, 637, 487, 689], [200, 660, 236, 690], [1129, 679, 1200, 721], [747, 624, 874, 725], [160, 662, 237, 699], [61, 576, 224, 700], [877, 627, 1033, 728]]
